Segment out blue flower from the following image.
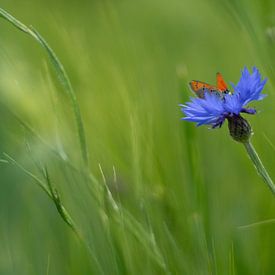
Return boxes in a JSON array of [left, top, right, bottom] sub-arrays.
[[180, 67, 267, 128]]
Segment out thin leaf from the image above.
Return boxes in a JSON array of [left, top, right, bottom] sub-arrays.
[[0, 7, 89, 168]]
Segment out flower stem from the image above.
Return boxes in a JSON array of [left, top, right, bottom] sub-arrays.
[[244, 141, 275, 195]]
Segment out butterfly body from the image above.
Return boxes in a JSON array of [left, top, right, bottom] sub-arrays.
[[189, 72, 229, 99]]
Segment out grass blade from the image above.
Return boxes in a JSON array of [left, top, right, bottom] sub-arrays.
[[0, 7, 89, 168]]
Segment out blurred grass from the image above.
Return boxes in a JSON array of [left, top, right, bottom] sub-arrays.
[[0, 0, 275, 274]]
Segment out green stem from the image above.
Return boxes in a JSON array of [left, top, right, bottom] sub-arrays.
[[244, 141, 275, 195]]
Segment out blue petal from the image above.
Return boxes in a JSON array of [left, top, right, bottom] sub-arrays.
[[223, 93, 243, 114], [181, 92, 226, 126], [233, 66, 267, 107]]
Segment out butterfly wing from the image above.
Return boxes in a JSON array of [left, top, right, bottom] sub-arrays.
[[189, 80, 219, 98], [189, 73, 229, 98], [216, 72, 229, 93]]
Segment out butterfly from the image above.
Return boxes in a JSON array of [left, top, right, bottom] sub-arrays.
[[189, 73, 229, 99]]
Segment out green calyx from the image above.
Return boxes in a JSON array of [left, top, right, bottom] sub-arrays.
[[227, 115, 252, 143]]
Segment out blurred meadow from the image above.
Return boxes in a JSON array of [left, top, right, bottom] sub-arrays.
[[0, 0, 275, 274]]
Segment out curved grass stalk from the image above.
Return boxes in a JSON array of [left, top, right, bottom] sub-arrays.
[[0, 7, 89, 168], [3, 153, 104, 274]]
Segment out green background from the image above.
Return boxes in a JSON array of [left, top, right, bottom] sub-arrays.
[[0, 0, 275, 274]]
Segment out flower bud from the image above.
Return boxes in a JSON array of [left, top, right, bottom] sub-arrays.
[[227, 115, 252, 143]]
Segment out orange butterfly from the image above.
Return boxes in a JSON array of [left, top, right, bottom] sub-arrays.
[[189, 73, 229, 99]]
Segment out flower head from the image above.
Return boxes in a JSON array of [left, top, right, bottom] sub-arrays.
[[180, 67, 267, 128]]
